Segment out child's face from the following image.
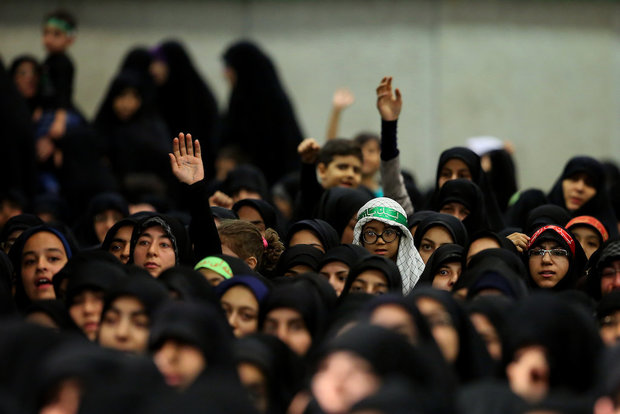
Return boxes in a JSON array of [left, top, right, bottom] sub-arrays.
[[113, 88, 142, 122], [318, 155, 362, 189], [13, 61, 39, 99], [220, 285, 259, 338], [98, 295, 149, 353], [361, 220, 400, 261], [361, 140, 380, 176], [153, 339, 206, 389], [133, 225, 177, 277], [42, 24, 74, 54], [21, 231, 68, 302]]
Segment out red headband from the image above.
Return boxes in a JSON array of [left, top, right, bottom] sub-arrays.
[[566, 215, 609, 242], [527, 224, 576, 256]]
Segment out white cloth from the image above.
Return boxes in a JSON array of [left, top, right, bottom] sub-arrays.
[[353, 197, 425, 294]]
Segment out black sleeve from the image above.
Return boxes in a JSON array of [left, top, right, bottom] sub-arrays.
[[185, 178, 221, 262], [292, 162, 324, 221], [47, 54, 74, 109], [380, 119, 399, 161]]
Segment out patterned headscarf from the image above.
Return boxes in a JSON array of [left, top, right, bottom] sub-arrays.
[[353, 197, 425, 294]]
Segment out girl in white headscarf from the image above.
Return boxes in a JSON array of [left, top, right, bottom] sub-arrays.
[[353, 197, 425, 294]]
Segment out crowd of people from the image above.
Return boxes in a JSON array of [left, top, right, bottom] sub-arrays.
[[2, 8, 620, 414]]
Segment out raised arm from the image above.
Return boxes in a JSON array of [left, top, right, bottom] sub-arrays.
[[376, 77, 414, 216], [326, 87, 355, 141], [169, 132, 221, 262]]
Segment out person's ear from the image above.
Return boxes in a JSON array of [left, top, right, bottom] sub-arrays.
[[245, 256, 258, 270], [317, 162, 327, 181]]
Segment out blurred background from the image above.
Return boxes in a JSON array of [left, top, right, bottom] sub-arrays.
[[1, 0, 618, 189]]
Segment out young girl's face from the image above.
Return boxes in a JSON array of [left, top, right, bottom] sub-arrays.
[[438, 158, 472, 188], [21, 231, 69, 301], [153, 339, 206, 390], [98, 295, 150, 353], [432, 262, 462, 291], [289, 229, 324, 252], [94, 209, 124, 244], [370, 304, 417, 345], [113, 88, 142, 122], [360, 140, 380, 177], [69, 289, 105, 341], [527, 240, 570, 289], [319, 261, 349, 296], [416, 296, 459, 363], [133, 225, 176, 277], [418, 226, 454, 264], [108, 225, 134, 264], [361, 220, 400, 261], [350, 269, 389, 296], [562, 172, 596, 211], [263, 308, 312, 356], [570, 225, 600, 260], [220, 285, 259, 338]]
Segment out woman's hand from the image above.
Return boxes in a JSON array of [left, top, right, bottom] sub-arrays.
[[506, 232, 530, 253], [169, 132, 204, 185]]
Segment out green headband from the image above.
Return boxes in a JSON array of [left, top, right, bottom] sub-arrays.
[[358, 206, 408, 227], [45, 17, 75, 35], [194, 257, 233, 279]]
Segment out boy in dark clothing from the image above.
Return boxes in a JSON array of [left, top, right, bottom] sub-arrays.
[[294, 138, 364, 220]]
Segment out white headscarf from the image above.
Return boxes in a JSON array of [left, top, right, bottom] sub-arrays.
[[353, 197, 425, 294]]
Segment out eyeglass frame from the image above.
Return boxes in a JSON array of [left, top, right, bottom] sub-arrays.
[[527, 248, 569, 258], [361, 228, 402, 245]]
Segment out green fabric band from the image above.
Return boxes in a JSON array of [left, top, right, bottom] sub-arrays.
[[357, 206, 408, 227], [45, 18, 75, 35], [194, 256, 233, 279]]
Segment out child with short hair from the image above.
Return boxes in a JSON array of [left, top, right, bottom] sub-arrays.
[[294, 137, 365, 220]]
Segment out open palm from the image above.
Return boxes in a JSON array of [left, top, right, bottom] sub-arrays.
[[169, 132, 204, 185]]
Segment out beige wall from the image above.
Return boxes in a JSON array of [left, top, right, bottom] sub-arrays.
[[1, 0, 618, 191]]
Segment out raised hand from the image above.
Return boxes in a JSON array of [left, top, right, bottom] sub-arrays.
[[297, 138, 321, 164], [376, 76, 402, 121], [332, 87, 355, 111], [506, 232, 530, 253], [209, 191, 234, 209], [169, 132, 204, 185]]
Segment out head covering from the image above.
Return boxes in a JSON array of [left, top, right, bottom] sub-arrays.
[[63, 259, 127, 308], [524, 224, 587, 291], [149, 301, 234, 379], [129, 214, 191, 266], [353, 198, 425, 293], [525, 204, 572, 234], [234, 334, 305, 414], [101, 274, 169, 320], [411, 288, 494, 384], [100, 216, 140, 253], [232, 198, 280, 232], [0, 214, 43, 249], [157, 266, 219, 306], [342, 255, 403, 296], [221, 165, 270, 201], [407, 210, 436, 232], [8, 225, 76, 311], [418, 244, 465, 286], [194, 256, 233, 280], [258, 277, 330, 355], [414, 212, 469, 249], [586, 237, 620, 300], [467, 229, 519, 256], [274, 244, 324, 276], [314, 187, 373, 240], [466, 295, 515, 342], [433, 179, 489, 235], [548, 156, 618, 237], [210, 206, 238, 221], [319, 244, 371, 270], [24, 299, 76, 331], [286, 219, 339, 252], [215, 274, 271, 304], [566, 215, 609, 242], [502, 293, 602, 396], [505, 188, 549, 230]]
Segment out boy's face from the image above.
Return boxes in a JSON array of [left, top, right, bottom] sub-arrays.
[[318, 155, 362, 189], [43, 24, 74, 54]]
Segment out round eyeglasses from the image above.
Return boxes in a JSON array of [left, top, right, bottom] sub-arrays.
[[362, 228, 402, 244]]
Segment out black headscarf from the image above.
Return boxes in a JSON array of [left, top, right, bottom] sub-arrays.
[[220, 40, 303, 185], [149, 301, 234, 380], [485, 149, 518, 214], [501, 292, 602, 396], [157, 266, 220, 306], [505, 188, 549, 230], [408, 210, 437, 232], [258, 277, 330, 356], [234, 334, 305, 414], [73, 192, 129, 248], [286, 219, 340, 252], [101, 274, 169, 322], [430, 147, 504, 231], [548, 156, 618, 237], [524, 224, 587, 291], [341, 255, 403, 297], [585, 237, 620, 300], [8, 225, 76, 311], [411, 288, 494, 384], [418, 244, 465, 286], [119, 47, 156, 108], [414, 213, 469, 249], [100, 216, 140, 254], [274, 244, 324, 276], [63, 257, 127, 308], [215, 274, 272, 305], [221, 164, 271, 201], [314, 187, 373, 241], [319, 244, 371, 270], [24, 299, 77, 331], [433, 179, 489, 235], [129, 214, 192, 266], [0, 213, 43, 249], [152, 40, 218, 172], [210, 206, 238, 221], [524, 204, 572, 235], [467, 229, 518, 256], [232, 198, 281, 233]]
